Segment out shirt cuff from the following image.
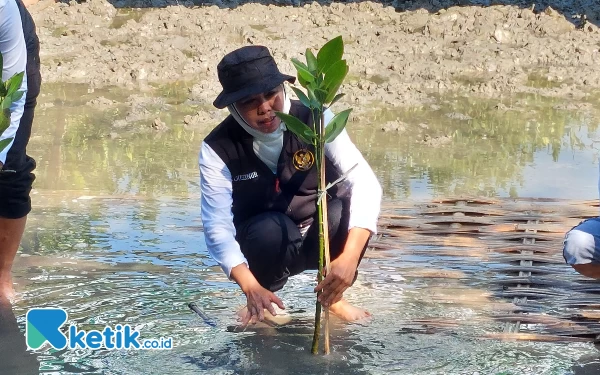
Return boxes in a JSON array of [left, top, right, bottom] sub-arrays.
[[348, 218, 378, 235], [222, 257, 250, 280]]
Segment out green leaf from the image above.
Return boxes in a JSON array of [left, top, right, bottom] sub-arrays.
[[324, 63, 349, 104], [1, 97, 11, 111], [0, 110, 10, 134], [6, 72, 24, 97], [297, 74, 310, 88], [291, 58, 314, 84], [329, 93, 345, 107], [291, 87, 312, 109], [9, 90, 24, 103], [323, 60, 348, 91], [0, 83, 6, 98], [275, 111, 315, 145], [324, 108, 352, 143], [0, 137, 12, 153], [314, 88, 328, 104], [291, 58, 309, 71], [317, 36, 344, 74], [306, 49, 318, 75], [307, 89, 320, 108], [314, 73, 324, 87]]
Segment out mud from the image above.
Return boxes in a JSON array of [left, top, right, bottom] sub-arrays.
[[28, 0, 600, 129]]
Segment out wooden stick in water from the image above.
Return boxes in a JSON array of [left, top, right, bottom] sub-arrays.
[[188, 302, 217, 327]]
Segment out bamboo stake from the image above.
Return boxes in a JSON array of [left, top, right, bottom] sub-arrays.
[[311, 171, 323, 353], [311, 147, 322, 354], [311, 111, 331, 355], [311, 294, 321, 354], [320, 111, 331, 355]]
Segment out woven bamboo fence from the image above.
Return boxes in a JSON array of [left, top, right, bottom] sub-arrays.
[[370, 197, 600, 343]]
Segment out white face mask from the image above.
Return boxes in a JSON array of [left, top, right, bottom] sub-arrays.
[[227, 85, 292, 173], [227, 85, 291, 141]]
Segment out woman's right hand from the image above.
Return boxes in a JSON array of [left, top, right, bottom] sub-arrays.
[[241, 283, 284, 325], [230, 263, 285, 325]]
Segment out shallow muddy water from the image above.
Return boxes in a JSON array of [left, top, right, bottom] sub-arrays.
[[3, 84, 600, 374], [30, 83, 600, 201]]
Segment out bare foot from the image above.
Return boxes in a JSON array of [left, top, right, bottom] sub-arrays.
[[329, 299, 371, 322]]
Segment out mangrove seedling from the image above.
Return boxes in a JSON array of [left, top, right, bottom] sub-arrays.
[[275, 35, 353, 355]]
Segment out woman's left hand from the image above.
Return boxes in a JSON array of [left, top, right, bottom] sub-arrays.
[[313, 253, 358, 307]]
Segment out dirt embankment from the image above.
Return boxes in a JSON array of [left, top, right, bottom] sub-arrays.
[[29, 0, 600, 123]]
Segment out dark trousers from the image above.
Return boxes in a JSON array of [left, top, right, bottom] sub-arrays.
[[0, 0, 41, 219], [236, 198, 368, 292]]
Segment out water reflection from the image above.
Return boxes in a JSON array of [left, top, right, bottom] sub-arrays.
[[353, 94, 600, 200], [30, 83, 204, 196], [28, 85, 600, 201]]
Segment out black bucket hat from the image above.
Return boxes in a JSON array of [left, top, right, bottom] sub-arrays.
[[213, 46, 296, 109]]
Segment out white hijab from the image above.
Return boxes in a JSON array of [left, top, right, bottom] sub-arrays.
[[227, 86, 291, 174]]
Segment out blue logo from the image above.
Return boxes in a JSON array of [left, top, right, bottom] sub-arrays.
[[26, 308, 173, 350], [26, 308, 68, 349]]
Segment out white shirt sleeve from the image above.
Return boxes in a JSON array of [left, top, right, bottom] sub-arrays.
[[199, 141, 249, 279], [0, 0, 28, 165], [324, 109, 382, 234]]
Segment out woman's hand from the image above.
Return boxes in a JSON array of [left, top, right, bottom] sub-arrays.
[[230, 263, 284, 325], [314, 254, 358, 307], [241, 283, 284, 325], [313, 227, 371, 307]]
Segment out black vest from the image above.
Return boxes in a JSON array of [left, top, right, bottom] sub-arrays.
[[204, 100, 347, 228]]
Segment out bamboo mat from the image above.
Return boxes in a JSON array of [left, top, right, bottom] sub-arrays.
[[370, 197, 600, 343]]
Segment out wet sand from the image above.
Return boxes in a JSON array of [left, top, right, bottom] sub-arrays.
[[28, 0, 600, 128]]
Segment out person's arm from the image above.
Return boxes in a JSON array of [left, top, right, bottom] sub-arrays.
[[199, 142, 284, 323], [323, 109, 382, 235], [0, 0, 28, 168], [199, 141, 246, 278], [314, 109, 383, 306]]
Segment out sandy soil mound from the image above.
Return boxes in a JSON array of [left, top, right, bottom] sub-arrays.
[[29, 0, 600, 115]]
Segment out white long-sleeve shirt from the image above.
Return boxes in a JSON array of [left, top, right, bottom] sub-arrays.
[[199, 109, 383, 278], [0, 0, 28, 165]]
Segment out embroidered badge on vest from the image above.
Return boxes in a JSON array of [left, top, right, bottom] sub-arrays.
[[292, 149, 315, 171]]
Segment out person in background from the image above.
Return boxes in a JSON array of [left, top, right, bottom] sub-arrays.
[[0, 0, 41, 300], [199, 46, 382, 325], [563, 167, 600, 279]]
